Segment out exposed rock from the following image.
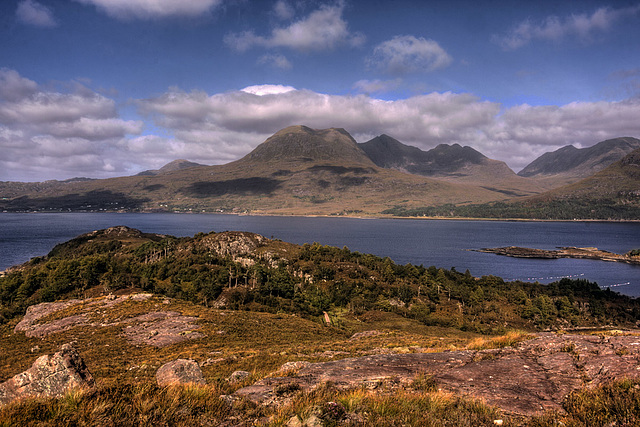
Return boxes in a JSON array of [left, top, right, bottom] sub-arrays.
[[199, 231, 267, 258], [476, 246, 640, 265], [156, 359, 205, 386], [14, 295, 204, 348], [0, 343, 94, 406], [228, 370, 251, 384], [278, 361, 311, 375], [235, 333, 640, 416], [15, 299, 83, 337], [121, 311, 204, 347]]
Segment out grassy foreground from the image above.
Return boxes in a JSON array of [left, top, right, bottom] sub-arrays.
[[2, 376, 640, 426]]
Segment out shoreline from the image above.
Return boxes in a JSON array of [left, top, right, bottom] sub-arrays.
[[3, 210, 640, 224]]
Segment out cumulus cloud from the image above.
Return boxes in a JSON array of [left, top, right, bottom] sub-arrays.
[[5, 69, 640, 181], [352, 79, 402, 95], [258, 53, 293, 70], [494, 5, 640, 50], [136, 85, 500, 164], [367, 35, 452, 75], [136, 85, 640, 173], [0, 69, 143, 181], [16, 0, 57, 28], [72, 0, 222, 20], [272, 0, 295, 20], [225, 2, 365, 52], [240, 84, 296, 96]]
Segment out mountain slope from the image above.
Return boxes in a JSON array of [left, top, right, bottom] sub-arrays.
[[137, 159, 206, 176], [531, 147, 640, 203], [517, 137, 640, 186], [0, 126, 515, 215], [359, 134, 545, 196]]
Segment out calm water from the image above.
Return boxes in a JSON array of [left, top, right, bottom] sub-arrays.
[[1, 213, 639, 296]]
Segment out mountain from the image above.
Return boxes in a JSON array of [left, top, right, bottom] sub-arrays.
[[517, 137, 640, 186], [246, 125, 373, 165], [532, 147, 640, 203], [137, 159, 205, 176], [0, 125, 520, 215], [359, 134, 545, 196], [359, 134, 487, 175]]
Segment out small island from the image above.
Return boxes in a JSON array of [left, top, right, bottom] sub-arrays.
[[475, 246, 640, 265]]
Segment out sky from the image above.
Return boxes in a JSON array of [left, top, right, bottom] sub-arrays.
[[1, 0, 639, 182]]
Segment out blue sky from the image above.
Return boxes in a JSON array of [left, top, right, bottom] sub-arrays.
[[1, 0, 639, 181]]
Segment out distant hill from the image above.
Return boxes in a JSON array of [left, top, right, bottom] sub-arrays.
[[532, 147, 640, 203], [517, 137, 640, 186], [137, 159, 205, 176], [0, 126, 514, 215], [359, 134, 544, 196]]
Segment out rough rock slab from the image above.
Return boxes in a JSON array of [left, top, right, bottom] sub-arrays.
[[14, 300, 84, 337], [14, 295, 205, 347], [0, 343, 94, 406], [235, 333, 640, 416], [121, 311, 204, 347], [156, 359, 206, 386]]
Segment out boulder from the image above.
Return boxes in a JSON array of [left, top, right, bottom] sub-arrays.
[[0, 343, 94, 406], [156, 359, 205, 386]]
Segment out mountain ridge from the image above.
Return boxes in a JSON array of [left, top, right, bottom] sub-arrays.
[[518, 137, 640, 186], [0, 126, 638, 218]]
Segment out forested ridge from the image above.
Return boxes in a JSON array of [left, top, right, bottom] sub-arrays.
[[1, 226, 638, 332]]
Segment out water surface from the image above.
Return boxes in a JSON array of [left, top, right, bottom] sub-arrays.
[[1, 213, 638, 296]]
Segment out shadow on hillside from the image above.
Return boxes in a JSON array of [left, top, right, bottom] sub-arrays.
[[0, 190, 149, 212], [185, 178, 282, 197]]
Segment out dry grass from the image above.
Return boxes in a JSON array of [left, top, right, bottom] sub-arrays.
[[466, 330, 534, 351]]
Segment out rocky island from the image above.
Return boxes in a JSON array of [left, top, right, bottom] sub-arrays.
[[476, 246, 640, 265]]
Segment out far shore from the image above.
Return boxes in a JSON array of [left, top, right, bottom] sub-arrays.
[[3, 210, 640, 223]]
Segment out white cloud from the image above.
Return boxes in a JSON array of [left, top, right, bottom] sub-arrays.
[[258, 53, 293, 70], [225, 2, 365, 52], [4, 69, 640, 181], [136, 86, 500, 162], [352, 79, 402, 95], [137, 86, 640, 174], [0, 69, 143, 181], [16, 0, 57, 28], [367, 35, 452, 75], [240, 84, 297, 96], [494, 5, 640, 50], [272, 0, 295, 20], [0, 68, 38, 101], [72, 0, 222, 20]]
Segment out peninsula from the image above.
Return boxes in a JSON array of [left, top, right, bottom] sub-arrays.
[[476, 246, 640, 265]]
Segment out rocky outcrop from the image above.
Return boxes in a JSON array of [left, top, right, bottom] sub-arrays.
[[156, 359, 205, 386], [235, 333, 640, 416], [198, 231, 267, 258], [476, 246, 640, 265], [14, 295, 204, 347], [121, 311, 204, 348], [15, 299, 84, 338], [0, 344, 94, 406]]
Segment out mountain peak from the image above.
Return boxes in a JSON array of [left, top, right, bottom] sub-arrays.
[[243, 125, 374, 165], [518, 137, 640, 179]]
